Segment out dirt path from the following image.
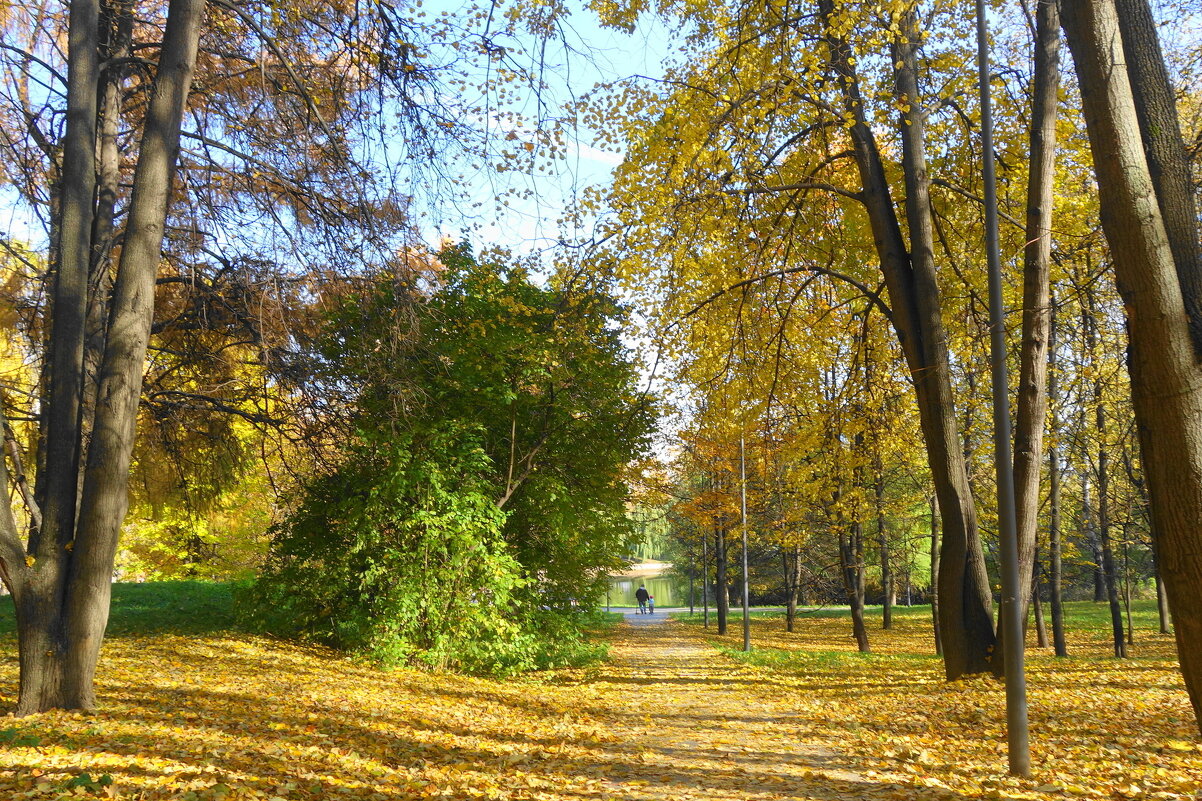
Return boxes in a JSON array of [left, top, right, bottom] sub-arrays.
[[556, 613, 896, 800]]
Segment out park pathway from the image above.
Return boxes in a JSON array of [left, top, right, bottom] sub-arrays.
[[551, 610, 901, 800]]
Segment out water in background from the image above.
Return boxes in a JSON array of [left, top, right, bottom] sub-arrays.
[[606, 576, 678, 607]]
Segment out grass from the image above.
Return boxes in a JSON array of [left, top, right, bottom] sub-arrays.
[[673, 599, 1167, 634], [676, 599, 1179, 672], [584, 610, 625, 630], [0, 580, 242, 638], [0, 584, 1197, 799], [0, 581, 625, 650]]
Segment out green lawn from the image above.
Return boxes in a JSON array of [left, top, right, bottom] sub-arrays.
[[0, 580, 241, 638], [672, 598, 1168, 631]]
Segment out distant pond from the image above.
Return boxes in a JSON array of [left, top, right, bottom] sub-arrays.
[[606, 575, 679, 607]]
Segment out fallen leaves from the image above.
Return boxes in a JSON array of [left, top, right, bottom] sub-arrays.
[[704, 610, 1202, 800], [0, 611, 1199, 800]]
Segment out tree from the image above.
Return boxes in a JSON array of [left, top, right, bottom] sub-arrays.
[[597, 0, 997, 678], [1061, 0, 1202, 726], [248, 246, 656, 668], [0, 0, 577, 711], [1007, 0, 1060, 652], [0, 0, 205, 714]]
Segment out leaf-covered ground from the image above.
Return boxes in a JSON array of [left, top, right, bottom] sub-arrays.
[[1, 597, 1200, 800], [688, 605, 1202, 799]]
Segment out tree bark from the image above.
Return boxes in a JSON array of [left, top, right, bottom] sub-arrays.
[[1113, 0, 1202, 350], [1048, 305, 1068, 656], [36, 0, 100, 555], [840, 523, 870, 653], [1032, 553, 1049, 648], [1121, 534, 1135, 648], [930, 493, 942, 656], [81, 0, 135, 482], [875, 464, 892, 630], [12, 0, 99, 716], [818, 0, 994, 679], [715, 524, 728, 635], [688, 546, 695, 614], [998, 0, 1059, 670], [784, 542, 803, 633], [702, 531, 709, 628], [1062, 0, 1202, 722], [1153, 541, 1172, 634], [5, 0, 206, 713], [1079, 427, 1105, 603], [1088, 292, 1127, 659]]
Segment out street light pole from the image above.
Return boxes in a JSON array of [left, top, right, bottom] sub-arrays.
[[741, 435, 751, 652], [976, 0, 1031, 777]]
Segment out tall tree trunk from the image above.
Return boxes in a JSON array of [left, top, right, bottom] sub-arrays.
[[1153, 541, 1171, 634], [1121, 534, 1135, 647], [997, 0, 1059, 671], [819, 0, 994, 679], [784, 543, 802, 633], [69, 0, 204, 708], [1088, 296, 1127, 659], [4, 0, 206, 713], [715, 525, 728, 635], [840, 524, 870, 653], [1032, 552, 1049, 648], [81, 0, 134, 483], [1091, 541, 1106, 602], [702, 533, 709, 629], [688, 547, 695, 614], [875, 464, 892, 630], [1063, 0, 1202, 721], [1112, 0, 1202, 351], [13, 0, 102, 717], [1080, 447, 1105, 602], [1048, 306, 1068, 656], [930, 493, 942, 656]]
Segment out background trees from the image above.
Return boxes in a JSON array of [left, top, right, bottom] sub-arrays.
[[0, 0, 604, 711], [590, 0, 1200, 720]]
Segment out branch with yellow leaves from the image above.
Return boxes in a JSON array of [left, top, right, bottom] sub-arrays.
[[678, 263, 891, 325]]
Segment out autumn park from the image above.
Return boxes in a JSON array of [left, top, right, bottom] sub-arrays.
[[0, 0, 1201, 797]]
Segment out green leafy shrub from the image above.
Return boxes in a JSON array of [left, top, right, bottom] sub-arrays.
[[243, 426, 535, 674], [243, 245, 655, 675]]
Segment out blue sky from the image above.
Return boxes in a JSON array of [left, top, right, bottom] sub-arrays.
[[414, 0, 672, 256]]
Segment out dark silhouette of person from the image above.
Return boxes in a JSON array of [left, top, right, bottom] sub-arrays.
[[635, 584, 649, 614]]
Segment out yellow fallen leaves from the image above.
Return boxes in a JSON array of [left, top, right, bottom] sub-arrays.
[[1, 611, 1200, 800], [698, 610, 1202, 800]]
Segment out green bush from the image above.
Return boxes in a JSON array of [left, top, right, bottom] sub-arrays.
[[242, 246, 654, 676], [242, 426, 535, 674]]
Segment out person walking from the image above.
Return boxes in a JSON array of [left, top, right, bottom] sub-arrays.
[[635, 584, 649, 614]]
